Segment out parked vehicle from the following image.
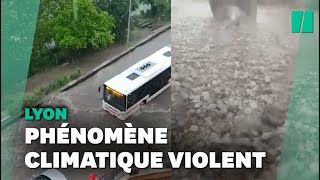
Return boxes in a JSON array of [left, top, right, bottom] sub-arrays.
[[31, 169, 67, 180]]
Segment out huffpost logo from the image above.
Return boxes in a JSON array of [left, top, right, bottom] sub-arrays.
[[292, 10, 314, 33]]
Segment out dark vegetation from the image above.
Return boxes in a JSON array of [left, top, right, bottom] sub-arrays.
[[28, 0, 171, 77]]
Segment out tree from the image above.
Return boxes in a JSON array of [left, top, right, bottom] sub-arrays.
[[32, 0, 62, 55], [141, 0, 171, 19], [94, 0, 138, 41], [50, 0, 115, 54], [28, 0, 115, 76], [28, 0, 116, 76]]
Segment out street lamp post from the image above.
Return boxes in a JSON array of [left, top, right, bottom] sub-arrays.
[[126, 0, 132, 46]]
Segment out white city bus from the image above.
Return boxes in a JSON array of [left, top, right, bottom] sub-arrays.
[[98, 45, 171, 120]]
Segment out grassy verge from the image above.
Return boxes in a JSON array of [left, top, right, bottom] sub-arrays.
[[23, 69, 81, 108]]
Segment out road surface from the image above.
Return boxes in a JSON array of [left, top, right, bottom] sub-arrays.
[[12, 30, 171, 180]]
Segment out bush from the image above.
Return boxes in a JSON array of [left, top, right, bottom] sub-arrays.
[[141, 0, 171, 21], [23, 70, 81, 108]]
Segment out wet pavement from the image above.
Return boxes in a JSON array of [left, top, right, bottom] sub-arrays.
[[12, 30, 171, 180], [171, 0, 301, 179], [8, 1, 312, 179]]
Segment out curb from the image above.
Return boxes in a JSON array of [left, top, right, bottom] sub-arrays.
[[60, 24, 171, 92], [1, 24, 171, 129]]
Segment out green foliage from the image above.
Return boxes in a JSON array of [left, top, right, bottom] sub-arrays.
[[50, 0, 115, 52], [141, 0, 171, 20], [23, 89, 44, 108], [29, 0, 116, 77], [23, 70, 81, 108], [28, 0, 171, 78], [1, 70, 81, 113], [94, 0, 139, 41]]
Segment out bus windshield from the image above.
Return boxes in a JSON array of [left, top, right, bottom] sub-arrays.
[[103, 86, 126, 111]]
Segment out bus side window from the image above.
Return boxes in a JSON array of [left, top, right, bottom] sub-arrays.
[[129, 93, 136, 107], [137, 89, 142, 101], [138, 87, 145, 101], [132, 94, 136, 106]]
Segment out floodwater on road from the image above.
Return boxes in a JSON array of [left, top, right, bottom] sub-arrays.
[[171, 0, 301, 179], [11, 31, 171, 180]]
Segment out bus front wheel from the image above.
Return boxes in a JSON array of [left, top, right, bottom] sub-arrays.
[[142, 100, 147, 105]]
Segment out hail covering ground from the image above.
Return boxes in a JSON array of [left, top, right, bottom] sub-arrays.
[[171, 0, 301, 179]]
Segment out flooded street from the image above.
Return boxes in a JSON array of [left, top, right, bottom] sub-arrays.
[[171, 0, 302, 179], [11, 31, 171, 180]]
